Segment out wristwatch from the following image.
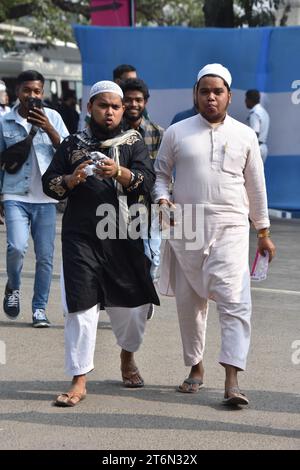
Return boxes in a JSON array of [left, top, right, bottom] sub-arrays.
[[257, 228, 270, 238]]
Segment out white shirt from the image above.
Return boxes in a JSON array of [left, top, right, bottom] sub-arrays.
[[247, 103, 270, 145], [154, 113, 270, 301], [154, 113, 270, 230]]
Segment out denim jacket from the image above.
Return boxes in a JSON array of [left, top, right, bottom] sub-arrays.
[[0, 105, 68, 195]]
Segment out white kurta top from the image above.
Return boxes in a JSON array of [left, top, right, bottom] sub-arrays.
[[247, 103, 270, 145], [247, 103, 270, 162], [154, 113, 270, 302]]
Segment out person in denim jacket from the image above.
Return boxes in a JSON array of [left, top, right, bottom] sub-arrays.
[[0, 70, 68, 327]]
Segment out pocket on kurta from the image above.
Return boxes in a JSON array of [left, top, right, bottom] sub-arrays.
[[222, 145, 245, 176]]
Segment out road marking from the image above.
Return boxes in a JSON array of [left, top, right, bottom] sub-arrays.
[[252, 287, 300, 296]]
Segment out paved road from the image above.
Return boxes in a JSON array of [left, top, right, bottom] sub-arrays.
[[0, 215, 299, 450]]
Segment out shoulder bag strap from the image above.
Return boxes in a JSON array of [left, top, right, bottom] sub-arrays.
[[29, 125, 38, 138]]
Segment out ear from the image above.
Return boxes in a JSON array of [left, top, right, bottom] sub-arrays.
[[228, 91, 232, 104], [87, 101, 92, 114]]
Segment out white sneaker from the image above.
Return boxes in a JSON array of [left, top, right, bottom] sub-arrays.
[[32, 309, 51, 328]]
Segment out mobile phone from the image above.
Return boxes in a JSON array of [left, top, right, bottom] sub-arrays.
[[27, 97, 42, 110], [250, 250, 269, 281], [90, 151, 108, 164]]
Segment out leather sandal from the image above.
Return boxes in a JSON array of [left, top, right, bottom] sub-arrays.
[[223, 387, 249, 406], [54, 389, 87, 407], [121, 368, 144, 388]]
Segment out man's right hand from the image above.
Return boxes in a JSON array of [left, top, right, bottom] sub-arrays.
[[158, 198, 174, 207], [64, 161, 92, 190], [158, 198, 176, 228]]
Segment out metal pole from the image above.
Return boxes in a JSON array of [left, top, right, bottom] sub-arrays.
[[129, 0, 135, 26]]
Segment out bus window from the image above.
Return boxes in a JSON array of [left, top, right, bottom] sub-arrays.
[[44, 79, 58, 108], [61, 80, 82, 100], [75, 81, 82, 101]]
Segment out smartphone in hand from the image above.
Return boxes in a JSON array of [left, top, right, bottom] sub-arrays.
[[27, 97, 42, 110], [251, 250, 269, 281], [27, 97, 43, 123]]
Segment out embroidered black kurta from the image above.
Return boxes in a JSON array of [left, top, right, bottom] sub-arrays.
[[42, 129, 159, 312]]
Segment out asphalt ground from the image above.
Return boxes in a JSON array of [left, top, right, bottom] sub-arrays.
[[0, 215, 299, 450]]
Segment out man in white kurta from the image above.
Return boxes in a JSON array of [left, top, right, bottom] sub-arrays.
[[154, 64, 276, 405]]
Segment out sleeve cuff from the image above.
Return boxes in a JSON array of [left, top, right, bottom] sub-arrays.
[[253, 219, 270, 231]]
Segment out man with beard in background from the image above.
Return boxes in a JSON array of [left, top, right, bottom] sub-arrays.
[[121, 78, 164, 321]]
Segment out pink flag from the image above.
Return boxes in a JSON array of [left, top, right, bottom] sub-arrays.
[[90, 0, 135, 26]]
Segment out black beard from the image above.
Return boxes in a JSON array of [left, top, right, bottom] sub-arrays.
[[124, 111, 143, 123], [89, 116, 121, 140]]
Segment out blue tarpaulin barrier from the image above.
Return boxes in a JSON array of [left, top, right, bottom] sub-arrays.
[[74, 25, 300, 211]]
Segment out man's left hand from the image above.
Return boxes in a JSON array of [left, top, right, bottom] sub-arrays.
[[97, 158, 118, 178], [257, 237, 276, 262]]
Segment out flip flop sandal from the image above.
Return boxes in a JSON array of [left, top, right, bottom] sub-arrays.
[[223, 387, 249, 406], [178, 377, 204, 393], [121, 368, 144, 388], [54, 390, 87, 407]]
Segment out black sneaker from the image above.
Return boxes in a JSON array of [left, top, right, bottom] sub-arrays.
[[146, 303, 155, 321], [3, 284, 20, 320], [32, 309, 50, 328]]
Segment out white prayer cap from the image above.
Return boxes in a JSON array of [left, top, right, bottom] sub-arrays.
[[89, 80, 123, 100], [197, 63, 232, 88]]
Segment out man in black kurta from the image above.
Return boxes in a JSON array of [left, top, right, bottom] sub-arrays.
[[42, 80, 159, 406]]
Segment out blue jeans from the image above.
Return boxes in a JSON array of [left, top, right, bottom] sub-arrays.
[[3, 201, 56, 313], [143, 212, 161, 283]]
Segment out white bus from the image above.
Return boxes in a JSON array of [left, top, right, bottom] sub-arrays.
[[0, 24, 82, 107]]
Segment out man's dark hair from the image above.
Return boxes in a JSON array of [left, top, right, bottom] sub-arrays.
[[246, 89, 260, 104], [121, 78, 150, 101], [16, 70, 45, 85], [113, 64, 136, 81]]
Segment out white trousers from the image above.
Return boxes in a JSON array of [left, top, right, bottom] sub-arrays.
[[61, 274, 150, 377], [174, 259, 251, 371]]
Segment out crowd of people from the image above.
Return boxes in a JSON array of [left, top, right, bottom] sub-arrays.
[[0, 63, 275, 408]]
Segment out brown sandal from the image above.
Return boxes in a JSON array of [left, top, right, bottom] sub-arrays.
[[54, 389, 87, 407], [121, 368, 144, 388], [223, 387, 249, 406]]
